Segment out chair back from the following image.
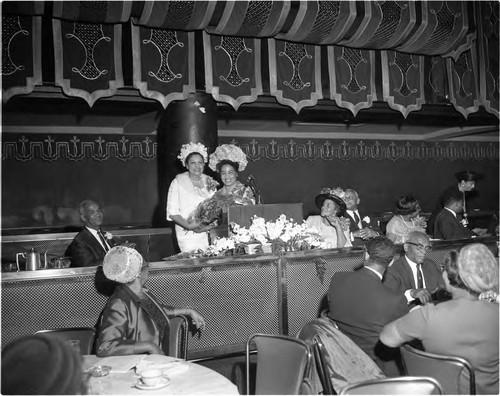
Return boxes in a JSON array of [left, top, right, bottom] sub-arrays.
[[246, 333, 311, 395], [312, 335, 336, 395], [162, 315, 188, 359], [340, 376, 443, 395], [400, 343, 475, 394], [35, 327, 95, 354], [297, 317, 385, 394]]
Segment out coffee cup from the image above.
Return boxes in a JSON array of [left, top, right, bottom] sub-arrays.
[[140, 369, 163, 386]]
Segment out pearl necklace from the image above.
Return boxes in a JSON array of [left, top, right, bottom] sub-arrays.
[[190, 176, 204, 189]]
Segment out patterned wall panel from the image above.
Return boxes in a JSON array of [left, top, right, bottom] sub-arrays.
[[1, 275, 108, 348], [137, 261, 281, 357], [284, 251, 364, 337], [2, 134, 498, 163]]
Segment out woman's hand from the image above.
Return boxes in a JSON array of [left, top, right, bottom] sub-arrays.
[[326, 215, 342, 229], [186, 309, 206, 330], [186, 221, 202, 231]]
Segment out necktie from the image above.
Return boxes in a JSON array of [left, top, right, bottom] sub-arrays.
[[416, 264, 424, 289], [97, 230, 109, 252], [353, 211, 361, 226]]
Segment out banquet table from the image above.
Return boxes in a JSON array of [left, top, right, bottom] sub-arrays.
[[83, 354, 239, 395]]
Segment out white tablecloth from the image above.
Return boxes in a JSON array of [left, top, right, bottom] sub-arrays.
[[83, 354, 239, 395]]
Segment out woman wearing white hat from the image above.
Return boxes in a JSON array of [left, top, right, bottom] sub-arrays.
[[96, 246, 205, 357]]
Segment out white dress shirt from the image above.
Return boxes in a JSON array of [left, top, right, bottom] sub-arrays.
[[346, 210, 362, 228], [86, 226, 111, 251], [403, 256, 427, 302]]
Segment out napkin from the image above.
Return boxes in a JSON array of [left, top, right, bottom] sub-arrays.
[[136, 360, 190, 376], [95, 355, 146, 373]]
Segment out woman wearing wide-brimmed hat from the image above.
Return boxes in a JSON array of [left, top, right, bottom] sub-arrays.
[[305, 187, 352, 249]]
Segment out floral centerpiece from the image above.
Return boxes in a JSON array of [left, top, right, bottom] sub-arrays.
[[205, 215, 323, 256]]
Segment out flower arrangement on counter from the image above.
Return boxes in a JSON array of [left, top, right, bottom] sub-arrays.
[[204, 215, 324, 256]]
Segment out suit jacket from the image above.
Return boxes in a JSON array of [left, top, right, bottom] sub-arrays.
[[427, 183, 476, 235], [345, 211, 380, 247], [383, 255, 445, 296], [434, 208, 476, 240], [66, 227, 116, 267], [328, 267, 409, 369]]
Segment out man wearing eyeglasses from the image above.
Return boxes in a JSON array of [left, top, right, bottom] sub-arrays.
[[383, 231, 446, 305]]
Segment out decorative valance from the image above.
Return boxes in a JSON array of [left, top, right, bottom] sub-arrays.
[[1, 1, 498, 119]]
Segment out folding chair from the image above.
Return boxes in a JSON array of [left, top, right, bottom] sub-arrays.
[[162, 315, 189, 359], [35, 327, 95, 355], [400, 343, 476, 394], [246, 333, 311, 395], [340, 376, 443, 395]]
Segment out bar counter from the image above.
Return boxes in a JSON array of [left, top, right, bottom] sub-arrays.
[[2, 236, 497, 359]]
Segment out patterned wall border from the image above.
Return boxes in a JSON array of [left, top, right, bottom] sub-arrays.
[[1, 134, 498, 162]]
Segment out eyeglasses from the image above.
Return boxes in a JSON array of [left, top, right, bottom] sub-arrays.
[[406, 241, 432, 252]]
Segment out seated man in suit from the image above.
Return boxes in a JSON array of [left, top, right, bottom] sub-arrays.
[[434, 191, 486, 240], [66, 200, 117, 267], [383, 231, 446, 306], [343, 189, 380, 246], [328, 236, 409, 375]]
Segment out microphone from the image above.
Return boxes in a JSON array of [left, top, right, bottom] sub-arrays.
[[245, 175, 255, 186], [245, 175, 263, 204]]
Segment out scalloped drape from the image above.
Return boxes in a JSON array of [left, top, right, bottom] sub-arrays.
[[1, 0, 498, 119]]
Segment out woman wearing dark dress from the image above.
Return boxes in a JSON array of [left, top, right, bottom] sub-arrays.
[[96, 246, 205, 357]]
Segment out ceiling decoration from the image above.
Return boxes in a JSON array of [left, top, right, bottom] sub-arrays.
[[1, 1, 498, 119]]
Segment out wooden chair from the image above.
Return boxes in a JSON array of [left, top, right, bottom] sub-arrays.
[[340, 376, 443, 395], [162, 315, 189, 359], [400, 343, 476, 394], [35, 327, 96, 355], [246, 333, 311, 395]]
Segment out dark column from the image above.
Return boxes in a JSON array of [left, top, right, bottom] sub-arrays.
[[153, 93, 218, 227]]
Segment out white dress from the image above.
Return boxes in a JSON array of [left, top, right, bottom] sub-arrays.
[[306, 216, 352, 249], [166, 172, 216, 252], [386, 215, 426, 244]]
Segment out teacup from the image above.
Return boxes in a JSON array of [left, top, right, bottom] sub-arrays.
[[140, 369, 164, 386]]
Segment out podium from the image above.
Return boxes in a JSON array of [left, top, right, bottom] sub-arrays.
[[209, 203, 303, 243], [228, 203, 303, 228]]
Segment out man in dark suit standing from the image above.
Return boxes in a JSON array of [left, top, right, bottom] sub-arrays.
[[427, 170, 481, 236], [66, 200, 117, 267], [328, 236, 409, 375], [383, 231, 446, 305], [434, 191, 484, 240], [343, 189, 380, 246]]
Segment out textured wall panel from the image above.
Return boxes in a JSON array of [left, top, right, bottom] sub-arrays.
[[1, 274, 108, 348], [285, 252, 364, 337], [147, 261, 280, 356]]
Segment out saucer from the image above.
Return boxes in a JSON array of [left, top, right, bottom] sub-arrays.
[[134, 376, 170, 391]]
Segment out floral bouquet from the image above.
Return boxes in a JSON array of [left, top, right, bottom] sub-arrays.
[[209, 144, 248, 171], [189, 194, 232, 226]]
